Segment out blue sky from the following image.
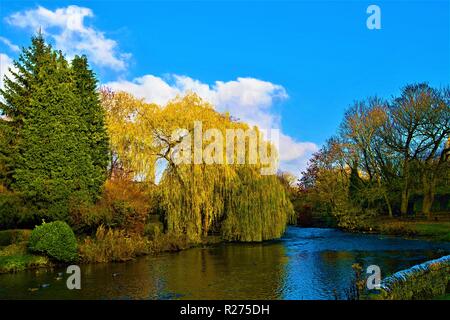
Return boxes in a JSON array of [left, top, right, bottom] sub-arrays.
[[1, 0, 449, 174]]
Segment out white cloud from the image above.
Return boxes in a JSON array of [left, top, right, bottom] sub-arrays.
[[107, 75, 180, 106], [0, 53, 17, 118], [0, 53, 15, 90], [0, 37, 20, 53], [107, 75, 287, 128], [278, 133, 318, 175], [279, 133, 318, 162], [6, 5, 129, 70], [106, 74, 318, 175], [2, 6, 316, 175]]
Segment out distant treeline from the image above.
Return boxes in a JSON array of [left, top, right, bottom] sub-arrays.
[[295, 83, 449, 228]]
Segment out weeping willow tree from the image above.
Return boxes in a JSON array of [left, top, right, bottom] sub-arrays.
[[102, 91, 294, 242], [101, 88, 158, 181], [160, 164, 294, 242]]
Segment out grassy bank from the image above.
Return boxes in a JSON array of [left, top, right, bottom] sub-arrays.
[[0, 227, 222, 274], [343, 215, 450, 242], [0, 229, 52, 273], [0, 242, 52, 273], [77, 227, 218, 263], [0, 244, 50, 273]]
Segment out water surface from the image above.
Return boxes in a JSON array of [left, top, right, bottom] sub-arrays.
[[1, 227, 449, 299]]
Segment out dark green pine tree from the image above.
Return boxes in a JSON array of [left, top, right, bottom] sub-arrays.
[[0, 34, 104, 220], [0, 33, 52, 187], [71, 55, 109, 199], [0, 118, 14, 185], [1, 33, 51, 121]]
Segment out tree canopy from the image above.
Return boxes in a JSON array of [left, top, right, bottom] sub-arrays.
[[0, 33, 109, 220], [101, 91, 294, 242], [298, 83, 449, 227]]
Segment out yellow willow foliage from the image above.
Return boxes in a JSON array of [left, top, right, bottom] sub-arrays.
[[160, 164, 294, 242], [101, 89, 158, 181], [102, 90, 295, 242]]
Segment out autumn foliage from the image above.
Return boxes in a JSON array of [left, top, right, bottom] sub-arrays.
[[298, 84, 449, 228], [101, 91, 294, 242]]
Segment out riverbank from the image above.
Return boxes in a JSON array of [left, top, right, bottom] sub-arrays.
[[371, 255, 450, 300], [2, 227, 449, 299], [341, 215, 450, 242], [0, 228, 222, 274], [0, 229, 49, 273], [2, 216, 449, 275]]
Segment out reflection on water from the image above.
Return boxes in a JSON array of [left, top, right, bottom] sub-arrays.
[[1, 227, 449, 300]]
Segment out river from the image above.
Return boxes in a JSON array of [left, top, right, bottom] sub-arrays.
[[1, 227, 449, 300]]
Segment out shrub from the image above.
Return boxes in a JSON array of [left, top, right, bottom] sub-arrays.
[[68, 198, 111, 234], [147, 233, 191, 253], [110, 200, 139, 229], [69, 179, 155, 234], [78, 225, 150, 263], [378, 221, 416, 236], [102, 180, 154, 234], [144, 219, 163, 239], [69, 199, 145, 235], [0, 229, 31, 246], [78, 226, 196, 263], [28, 221, 78, 262], [0, 192, 42, 229], [296, 204, 314, 226]]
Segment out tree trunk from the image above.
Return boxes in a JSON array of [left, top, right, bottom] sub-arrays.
[[400, 188, 409, 216], [378, 179, 393, 218], [422, 173, 435, 219], [384, 193, 393, 218], [400, 160, 409, 216]]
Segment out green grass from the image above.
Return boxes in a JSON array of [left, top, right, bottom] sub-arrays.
[[0, 242, 50, 273], [356, 218, 450, 242], [434, 293, 450, 300], [413, 222, 450, 242]]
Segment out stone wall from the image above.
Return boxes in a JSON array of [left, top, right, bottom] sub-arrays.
[[376, 255, 450, 300]]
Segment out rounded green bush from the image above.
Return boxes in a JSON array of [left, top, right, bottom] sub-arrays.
[[28, 221, 78, 262]]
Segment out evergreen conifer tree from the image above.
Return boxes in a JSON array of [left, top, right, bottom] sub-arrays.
[[0, 34, 107, 220], [0, 33, 52, 187], [71, 55, 109, 198]]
